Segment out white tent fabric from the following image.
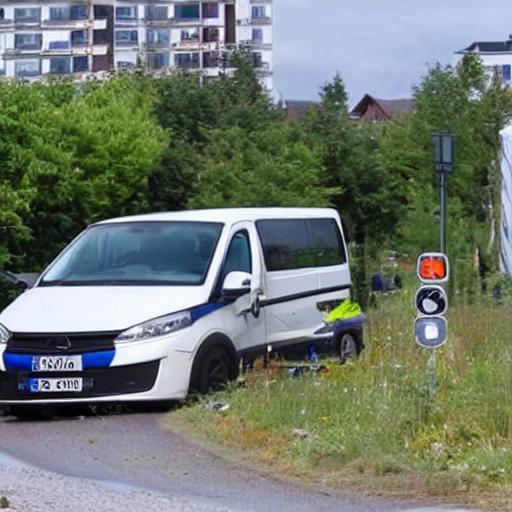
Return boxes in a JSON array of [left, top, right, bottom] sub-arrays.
[[500, 125, 512, 274]]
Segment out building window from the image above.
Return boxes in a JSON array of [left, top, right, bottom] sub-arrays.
[[73, 56, 88, 72], [94, 30, 109, 44], [203, 27, 219, 43], [145, 6, 167, 21], [14, 8, 41, 23], [252, 52, 262, 68], [146, 29, 169, 45], [252, 28, 263, 43], [15, 59, 41, 77], [0, 8, 5, 20], [49, 40, 70, 50], [203, 51, 219, 68], [502, 64, 511, 83], [180, 28, 199, 41], [70, 5, 87, 20], [116, 30, 138, 45], [72, 30, 88, 46], [175, 52, 199, 69], [175, 4, 200, 22], [50, 7, 67, 20], [51, 5, 87, 21], [15, 33, 42, 50], [147, 52, 169, 69], [50, 57, 71, 74], [117, 61, 135, 69], [115, 6, 137, 21], [251, 6, 266, 19], [202, 3, 218, 18], [94, 6, 112, 20]]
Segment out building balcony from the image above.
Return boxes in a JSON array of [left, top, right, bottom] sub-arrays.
[[114, 42, 139, 50], [0, 19, 14, 29], [250, 17, 272, 25], [14, 20, 41, 28], [41, 19, 89, 30], [243, 41, 272, 51], [170, 18, 201, 27], [144, 42, 170, 51], [144, 18, 175, 27], [173, 40, 201, 50], [4, 47, 41, 58]]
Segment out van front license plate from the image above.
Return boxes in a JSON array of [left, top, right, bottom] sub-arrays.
[[28, 377, 83, 393], [32, 355, 82, 372]]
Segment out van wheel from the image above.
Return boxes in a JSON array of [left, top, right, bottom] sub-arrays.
[[190, 343, 238, 394], [339, 332, 359, 365]]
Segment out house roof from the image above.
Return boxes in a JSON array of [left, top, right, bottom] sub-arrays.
[[349, 94, 414, 121], [456, 41, 512, 54], [284, 100, 317, 121]]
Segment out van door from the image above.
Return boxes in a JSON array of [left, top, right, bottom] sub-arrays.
[[220, 224, 266, 354], [256, 217, 351, 348]]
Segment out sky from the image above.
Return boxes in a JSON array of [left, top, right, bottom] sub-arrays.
[[273, 0, 512, 108]]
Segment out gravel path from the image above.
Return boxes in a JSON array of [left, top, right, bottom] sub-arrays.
[[0, 462, 229, 512]]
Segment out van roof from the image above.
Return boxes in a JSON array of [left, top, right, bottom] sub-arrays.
[[95, 207, 340, 226]]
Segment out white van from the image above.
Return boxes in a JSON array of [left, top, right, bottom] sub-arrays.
[[0, 208, 360, 410]]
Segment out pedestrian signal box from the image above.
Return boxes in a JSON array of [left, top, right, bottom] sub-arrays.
[[415, 285, 448, 316], [414, 316, 447, 349], [417, 252, 449, 284]]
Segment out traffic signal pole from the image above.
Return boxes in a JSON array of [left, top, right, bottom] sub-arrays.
[[414, 253, 450, 401], [440, 171, 447, 254]]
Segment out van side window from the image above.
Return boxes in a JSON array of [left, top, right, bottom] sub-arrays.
[[223, 231, 251, 276], [256, 218, 346, 271]]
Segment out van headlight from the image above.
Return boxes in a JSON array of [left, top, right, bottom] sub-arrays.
[[0, 324, 11, 344], [114, 311, 192, 344]]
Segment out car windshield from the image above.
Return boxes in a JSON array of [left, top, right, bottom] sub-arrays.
[[40, 221, 223, 286]]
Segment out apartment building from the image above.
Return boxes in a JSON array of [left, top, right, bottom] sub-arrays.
[[0, 0, 273, 90]]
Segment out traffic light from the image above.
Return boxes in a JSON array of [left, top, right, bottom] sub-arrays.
[[415, 285, 447, 316], [416, 252, 449, 284], [414, 252, 449, 349]]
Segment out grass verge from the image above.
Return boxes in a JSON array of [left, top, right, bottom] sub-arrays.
[[163, 283, 512, 511]]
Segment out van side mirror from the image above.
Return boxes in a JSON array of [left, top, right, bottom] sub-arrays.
[[221, 271, 251, 302]]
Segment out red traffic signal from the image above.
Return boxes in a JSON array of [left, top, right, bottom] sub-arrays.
[[417, 252, 449, 284]]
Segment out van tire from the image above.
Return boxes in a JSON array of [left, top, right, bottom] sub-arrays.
[[338, 331, 360, 365], [189, 336, 239, 394]]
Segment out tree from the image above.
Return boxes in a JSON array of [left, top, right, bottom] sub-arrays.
[[150, 51, 282, 211], [188, 121, 338, 208], [302, 73, 408, 245], [0, 75, 167, 270], [383, 55, 512, 272]]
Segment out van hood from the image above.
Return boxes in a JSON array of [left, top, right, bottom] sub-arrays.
[[0, 286, 209, 334]]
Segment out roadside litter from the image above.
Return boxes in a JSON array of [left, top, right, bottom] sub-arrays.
[[206, 401, 230, 412]]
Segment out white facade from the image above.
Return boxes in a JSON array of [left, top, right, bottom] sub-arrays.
[[454, 40, 512, 87], [0, 0, 273, 90]]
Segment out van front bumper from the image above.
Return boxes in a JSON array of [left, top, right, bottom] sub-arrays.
[[0, 360, 160, 401]]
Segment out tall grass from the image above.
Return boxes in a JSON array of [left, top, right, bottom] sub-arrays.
[[166, 276, 512, 505]]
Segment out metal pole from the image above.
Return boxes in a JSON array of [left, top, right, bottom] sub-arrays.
[[427, 349, 436, 401], [440, 172, 446, 254]]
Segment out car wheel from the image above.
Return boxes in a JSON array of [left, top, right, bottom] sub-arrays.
[[339, 332, 359, 365], [190, 344, 236, 394]]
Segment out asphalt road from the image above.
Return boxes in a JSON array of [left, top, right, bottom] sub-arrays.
[[0, 406, 478, 512]]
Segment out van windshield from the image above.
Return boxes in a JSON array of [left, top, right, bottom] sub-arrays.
[[40, 221, 223, 286]]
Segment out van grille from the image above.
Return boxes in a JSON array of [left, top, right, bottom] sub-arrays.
[[7, 332, 119, 354]]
